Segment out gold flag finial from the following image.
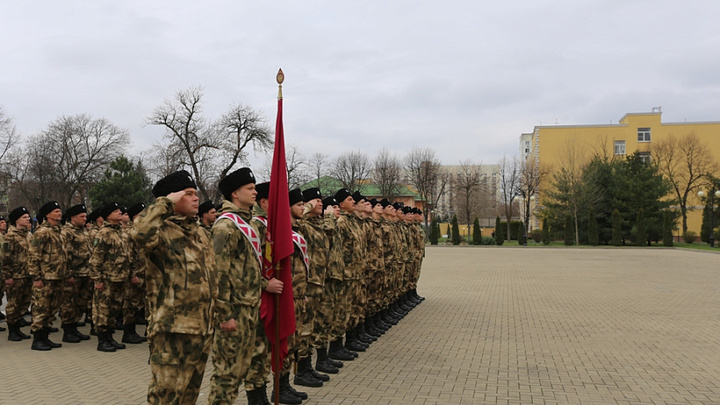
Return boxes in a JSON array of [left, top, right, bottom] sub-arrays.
[[277, 69, 284, 99]]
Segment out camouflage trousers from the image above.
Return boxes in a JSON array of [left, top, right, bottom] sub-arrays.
[[92, 280, 123, 333], [345, 278, 364, 329], [281, 296, 309, 374], [5, 277, 32, 325], [308, 285, 332, 348], [122, 278, 145, 325], [366, 269, 384, 315], [31, 279, 63, 333], [208, 305, 258, 405], [147, 332, 211, 405], [244, 319, 270, 391], [327, 279, 348, 340], [59, 276, 92, 325]]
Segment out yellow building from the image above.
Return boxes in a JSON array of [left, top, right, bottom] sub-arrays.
[[522, 110, 720, 237]]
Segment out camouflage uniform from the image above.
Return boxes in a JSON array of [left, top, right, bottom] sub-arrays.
[[282, 223, 309, 375], [325, 215, 347, 340], [207, 200, 263, 405], [2, 225, 32, 325], [89, 223, 128, 333], [364, 217, 385, 318], [122, 224, 146, 326], [29, 222, 68, 333], [132, 197, 216, 405], [61, 222, 92, 326], [335, 211, 365, 330], [297, 215, 332, 349], [244, 205, 272, 392]]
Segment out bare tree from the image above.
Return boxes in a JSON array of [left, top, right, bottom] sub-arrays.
[[453, 159, 484, 233], [306, 152, 333, 194], [498, 155, 522, 241], [332, 150, 371, 193], [652, 132, 719, 232], [212, 104, 273, 199], [260, 144, 308, 190], [518, 159, 549, 233], [404, 147, 449, 229], [372, 148, 403, 201], [0, 106, 18, 164], [10, 115, 128, 210]]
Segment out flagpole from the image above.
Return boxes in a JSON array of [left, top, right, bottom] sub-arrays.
[[273, 68, 284, 405]]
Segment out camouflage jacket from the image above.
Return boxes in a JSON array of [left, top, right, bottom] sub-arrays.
[[379, 218, 397, 268], [123, 222, 146, 280], [62, 223, 92, 278], [89, 223, 129, 282], [297, 216, 329, 293], [364, 217, 385, 273], [335, 211, 366, 280], [132, 197, 217, 337], [324, 215, 345, 281], [291, 220, 309, 299], [199, 223, 212, 241], [211, 200, 262, 324], [29, 222, 68, 281], [2, 225, 31, 280]]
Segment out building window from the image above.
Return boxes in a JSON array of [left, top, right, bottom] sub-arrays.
[[638, 151, 651, 163], [524, 141, 530, 154], [637, 127, 651, 142], [614, 140, 626, 156]]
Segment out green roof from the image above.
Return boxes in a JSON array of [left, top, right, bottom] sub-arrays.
[[299, 176, 422, 200]]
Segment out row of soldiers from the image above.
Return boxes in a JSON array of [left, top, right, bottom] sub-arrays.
[[0, 200, 153, 351], [1, 166, 425, 405]]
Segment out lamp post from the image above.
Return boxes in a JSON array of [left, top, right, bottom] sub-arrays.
[[698, 185, 720, 248]]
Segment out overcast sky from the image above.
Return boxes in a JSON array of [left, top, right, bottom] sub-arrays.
[[2, 1, 719, 169]]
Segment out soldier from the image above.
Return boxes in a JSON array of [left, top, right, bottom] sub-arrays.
[[298, 188, 343, 375], [198, 200, 217, 239], [0, 215, 6, 330], [333, 188, 368, 353], [89, 202, 129, 352], [132, 170, 216, 405], [29, 201, 68, 351], [350, 192, 374, 347], [3, 207, 33, 341], [207, 168, 278, 405], [246, 181, 287, 404], [59, 204, 92, 343], [121, 202, 147, 345]]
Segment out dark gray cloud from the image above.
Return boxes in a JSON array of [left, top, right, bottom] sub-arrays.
[[1, 0, 719, 167]]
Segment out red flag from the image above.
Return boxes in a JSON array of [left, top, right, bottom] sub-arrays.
[[261, 69, 296, 372]]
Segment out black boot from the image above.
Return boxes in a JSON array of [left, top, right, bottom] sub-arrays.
[[328, 338, 354, 361], [275, 373, 302, 404], [365, 319, 382, 338], [88, 319, 97, 336], [413, 288, 425, 301], [122, 323, 146, 344], [72, 324, 90, 341], [293, 356, 324, 387], [31, 329, 52, 351], [97, 331, 117, 352], [315, 347, 340, 374], [7, 323, 24, 341], [304, 354, 330, 382], [356, 323, 375, 343], [345, 330, 366, 352], [245, 387, 264, 405], [62, 324, 81, 343], [44, 327, 62, 348], [18, 317, 31, 327], [108, 331, 126, 349]]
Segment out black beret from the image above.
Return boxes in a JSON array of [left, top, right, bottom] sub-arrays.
[[87, 208, 102, 223], [302, 187, 322, 203], [219, 167, 255, 201], [0, 216, 4, 222], [322, 196, 337, 209], [66, 204, 87, 219], [351, 191, 366, 203], [8, 207, 29, 225], [369, 198, 378, 207], [100, 202, 121, 219], [152, 170, 197, 198], [255, 182, 270, 200], [334, 188, 352, 203], [198, 200, 214, 216], [380, 198, 391, 208], [392, 202, 403, 210], [402, 207, 412, 214], [119, 205, 128, 215], [289, 188, 304, 206], [127, 202, 146, 219], [38, 201, 61, 224]]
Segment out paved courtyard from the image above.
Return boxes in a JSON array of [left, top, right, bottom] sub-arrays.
[[1, 247, 719, 404]]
